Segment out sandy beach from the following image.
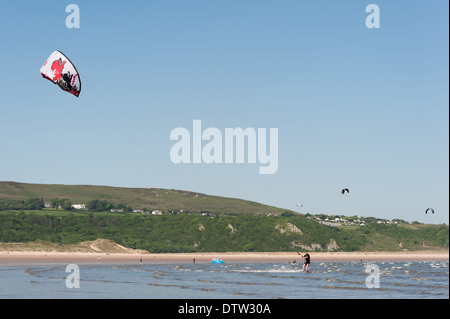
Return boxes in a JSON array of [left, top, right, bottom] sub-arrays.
[[0, 250, 448, 265]]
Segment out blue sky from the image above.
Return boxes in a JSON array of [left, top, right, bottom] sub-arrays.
[[0, 1, 448, 224]]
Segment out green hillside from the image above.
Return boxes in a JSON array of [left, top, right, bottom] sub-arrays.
[[0, 181, 448, 253], [0, 181, 283, 215], [0, 212, 448, 253]]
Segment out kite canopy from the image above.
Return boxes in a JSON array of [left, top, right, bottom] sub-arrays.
[[341, 188, 349, 196], [40, 51, 81, 97], [211, 258, 225, 264], [425, 208, 435, 214]]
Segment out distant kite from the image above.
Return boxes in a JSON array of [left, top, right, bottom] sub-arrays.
[[40, 50, 81, 97], [296, 203, 303, 208], [341, 188, 349, 196], [425, 208, 435, 214]]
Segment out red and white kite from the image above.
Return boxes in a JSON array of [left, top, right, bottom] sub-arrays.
[[40, 51, 81, 97]]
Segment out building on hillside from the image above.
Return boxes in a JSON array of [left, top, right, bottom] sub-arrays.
[[71, 204, 86, 210]]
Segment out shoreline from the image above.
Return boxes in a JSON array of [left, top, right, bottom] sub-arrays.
[[0, 250, 448, 265]]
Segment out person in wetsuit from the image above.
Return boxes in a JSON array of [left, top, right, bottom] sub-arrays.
[[299, 251, 310, 272]]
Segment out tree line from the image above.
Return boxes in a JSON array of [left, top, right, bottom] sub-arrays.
[[0, 212, 448, 253], [0, 198, 45, 211], [0, 198, 134, 212]]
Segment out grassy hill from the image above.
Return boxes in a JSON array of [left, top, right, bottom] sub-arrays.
[[0, 181, 283, 215], [0, 181, 448, 253]]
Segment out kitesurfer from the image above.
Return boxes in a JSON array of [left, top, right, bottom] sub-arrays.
[[298, 252, 310, 272]]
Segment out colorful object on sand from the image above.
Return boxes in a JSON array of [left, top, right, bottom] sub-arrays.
[[211, 258, 225, 264]]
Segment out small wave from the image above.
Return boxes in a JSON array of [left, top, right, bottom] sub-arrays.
[[233, 291, 257, 296], [393, 283, 414, 287], [231, 268, 302, 274], [323, 285, 391, 291], [323, 285, 367, 290], [147, 282, 179, 288], [196, 279, 221, 284], [411, 277, 433, 281], [235, 281, 259, 285], [325, 278, 364, 285]]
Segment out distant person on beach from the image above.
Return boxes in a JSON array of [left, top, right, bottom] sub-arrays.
[[140, 256, 143, 265]]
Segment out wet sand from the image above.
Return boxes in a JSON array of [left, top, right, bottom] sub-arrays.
[[0, 250, 448, 265]]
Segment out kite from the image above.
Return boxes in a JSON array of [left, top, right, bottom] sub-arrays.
[[296, 203, 303, 207], [211, 258, 225, 264], [341, 188, 349, 196], [425, 208, 435, 214], [40, 50, 81, 97]]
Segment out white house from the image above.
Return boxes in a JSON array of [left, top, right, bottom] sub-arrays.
[[71, 204, 86, 210]]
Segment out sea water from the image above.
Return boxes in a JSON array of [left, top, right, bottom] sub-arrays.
[[0, 261, 448, 299]]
